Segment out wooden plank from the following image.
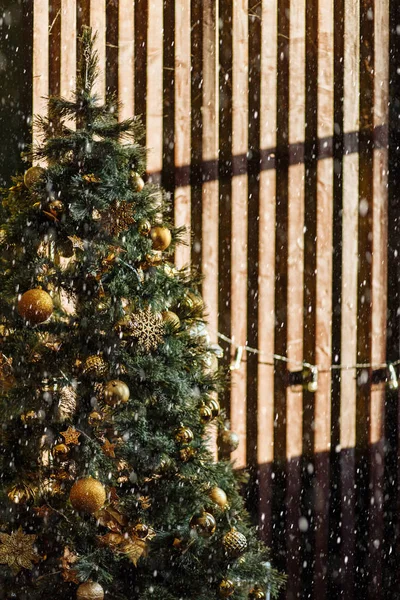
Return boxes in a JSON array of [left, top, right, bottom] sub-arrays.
[[61, 0, 76, 127], [118, 0, 135, 121], [146, 0, 163, 183], [369, 1, 389, 596], [314, 0, 334, 597], [230, 0, 248, 469], [174, 0, 191, 268], [49, 0, 61, 99], [90, 0, 106, 102], [286, 0, 305, 596], [339, 0, 359, 597], [257, 0, 277, 545], [201, 0, 219, 459], [32, 0, 49, 162]]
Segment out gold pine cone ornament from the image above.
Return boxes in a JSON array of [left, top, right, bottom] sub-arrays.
[[76, 581, 104, 600], [69, 477, 106, 514], [17, 289, 53, 324]]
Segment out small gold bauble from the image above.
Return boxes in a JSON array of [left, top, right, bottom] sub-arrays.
[[83, 355, 108, 377], [48, 199, 65, 218], [179, 446, 196, 462], [69, 477, 106, 514], [161, 311, 180, 329], [248, 586, 266, 599], [222, 527, 248, 558], [208, 398, 221, 418], [138, 219, 151, 236], [175, 426, 194, 444], [218, 429, 240, 453], [24, 166, 45, 189], [52, 443, 69, 457], [200, 404, 213, 424], [209, 486, 228, 509], [219, 579, 235, 597], [88, 411, 104, 426], [190, 511, 217, 538], [76, 581, 105, 600], [130, 171, 145, 192], [150, 226, 172, 251], [104, 380, 130, 406], [133, 523, 149, 539], [17, 288, 53, 324]]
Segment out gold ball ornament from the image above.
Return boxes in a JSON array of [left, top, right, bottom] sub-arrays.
[[248, 586, 266, 599], [219, 579, 235, 597], [222, 527, 248, 558], [104, 380, 130, 406], [209, 486, 228, 509], [83, 355, 108, 378], [183, 291, 204, 312], [162, 311, 180, 329], [150, 226, 172, 251], [190, 511, 217, 538], [138, 219, 151, 236], [47, 199, 65, 218], [52, 443, 70, 458], [218, 429, 240, 454], [175, 426, 194, 444], [24, 166, 45, 189], [200, 404, 213, 424], [130, 171, 145, 192], [88, 411, 104, 426], [208, 398, 221, 418], [69, 477, 106, 514], [17, 289, 53, 324], [179, 446, 196, 462], [76, 582, 105, 600]]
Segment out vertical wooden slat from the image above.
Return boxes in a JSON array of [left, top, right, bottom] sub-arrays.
[[90, 0, 106, 102], [257, 0, 277, 545], [118, 0, 135, 121], [314, 0, 334, 596], [286, 0, 306, 596], [340, 0, 359, 596], [369, 0, 389, 596], [174, 0, 191, 268], [32, 0, 49, 161], [230, 0, 248, 469], [61, 0, 77, 124], [202, 0, 219, 459], [146, 0, 163, 183]]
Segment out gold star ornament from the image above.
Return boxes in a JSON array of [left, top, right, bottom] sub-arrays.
[[61, 426, 81, 446], [0, 528, 40, 573]]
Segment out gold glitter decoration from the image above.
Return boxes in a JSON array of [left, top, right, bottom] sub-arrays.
[[68, 235, 85, 250], [61, 426, 81, 446], [130, 306, 164, 353], [100, 200, 135, 236], [0, 528, 39, 573]]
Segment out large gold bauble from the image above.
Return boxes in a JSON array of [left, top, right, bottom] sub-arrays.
[[17, 289, 53, 324], [104, 380, 130, 406], [219, 579, 235, 597], [190, 511, 217, 538], [130, 171, 145, 192], [69, 477, 106, 514], [150, 226, 172, 251], [209, 486, 228, 509], [218, 429, 240, 454], [24, 166, 45, 189], [222, 527, 248, 558], [83, 355, 108, 377], [76, 581, 105, 600], [161, 311, 180, 329], [208, 398, 221, 418], [248, 586, 266, 599], [175, 426, 194, 444]]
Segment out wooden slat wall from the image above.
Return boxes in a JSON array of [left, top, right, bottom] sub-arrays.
[[29, 2, 392, 598]]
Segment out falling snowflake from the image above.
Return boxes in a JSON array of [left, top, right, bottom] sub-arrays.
[[130, 306, 164, 353]]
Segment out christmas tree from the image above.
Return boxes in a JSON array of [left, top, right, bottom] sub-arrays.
[[0, 29, 284, 600]]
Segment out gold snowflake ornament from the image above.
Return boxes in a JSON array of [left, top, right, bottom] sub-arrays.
[[130, 306, 164, 353], [100, 201, 135, 236], [0, 528, 39, 573]]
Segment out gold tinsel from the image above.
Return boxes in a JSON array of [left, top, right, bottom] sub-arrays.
[[130, 306, 164, 352], [0, 528, 39, 573], [100, 201, 135, 236]]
